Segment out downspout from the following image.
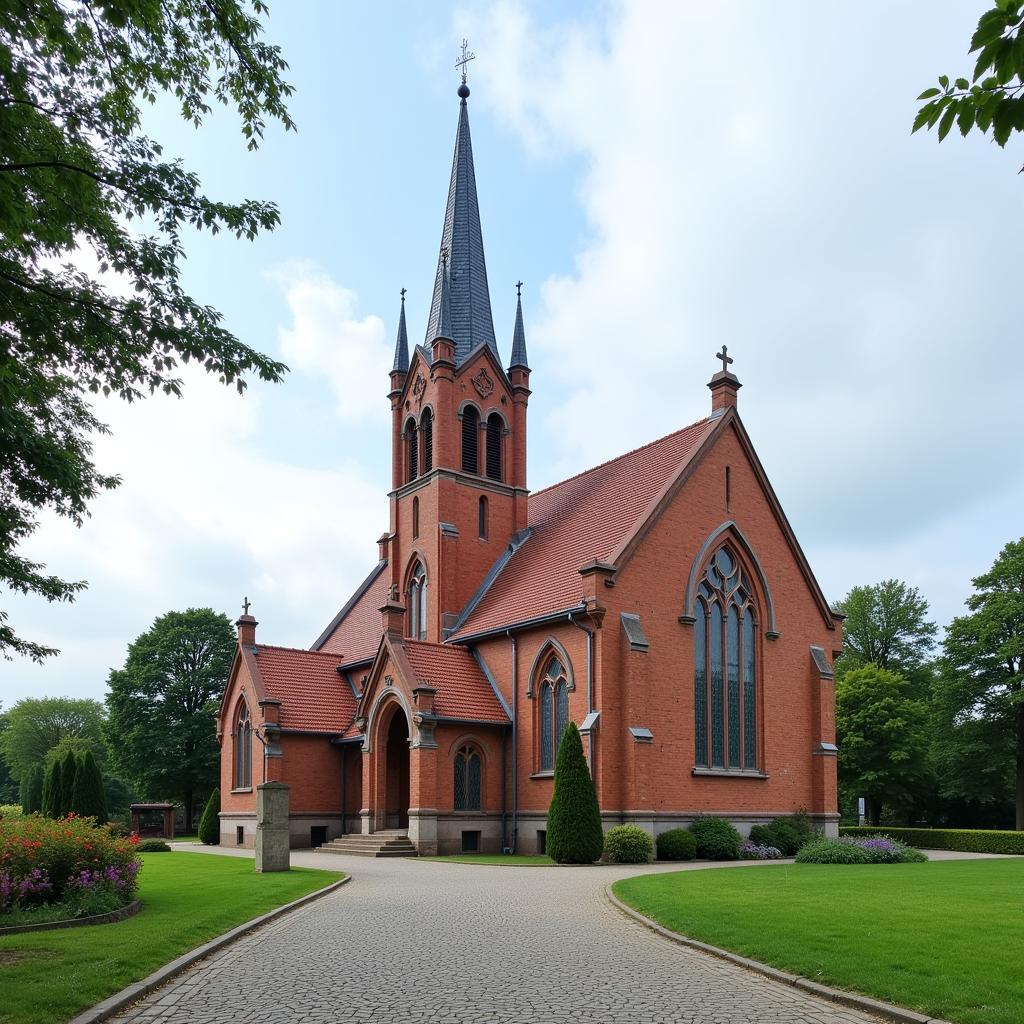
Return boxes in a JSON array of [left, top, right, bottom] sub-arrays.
[[507, 632, 518, 853], [500, 730, 507, 852], [340, 745, 347, 838], [568, 607, 595, 774]]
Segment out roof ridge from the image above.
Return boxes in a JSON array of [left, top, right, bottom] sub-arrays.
[[256, 644, 346, 659], [529, 416, 713, 501]]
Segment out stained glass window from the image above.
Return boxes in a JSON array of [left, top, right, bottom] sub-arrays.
[[555, 680, 569, 753], [454, 746, 482, 810], [540, 682, 554, 771], [693, 545, 758, 771], [234, 702, 251, 789], [538, 655, 569, 771], [407, 561, 427, 641]]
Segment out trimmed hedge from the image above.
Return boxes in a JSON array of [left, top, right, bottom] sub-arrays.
[[689, 816, 742, 860], [603, 825, 653, 864], [656, 828, 696, 861], [134, 839, 172, 853], [841, 826, 1024, 855]]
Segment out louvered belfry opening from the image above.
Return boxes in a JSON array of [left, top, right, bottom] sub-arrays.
[[422, 408, 433, 473], [461, 406, 480, 473], [485, 413, 502, 481], [406, 417, 418, 481], [478, 495, 488, 539]]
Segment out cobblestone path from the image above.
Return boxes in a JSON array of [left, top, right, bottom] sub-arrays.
[[115, 849, 879, 1024]]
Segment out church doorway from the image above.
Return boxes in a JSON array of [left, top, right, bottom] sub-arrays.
[[383, 707, 410, 830]]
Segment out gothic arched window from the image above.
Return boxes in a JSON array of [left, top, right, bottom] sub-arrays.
[[407, 560, 428, 641], [461, 406, 479, 474], [421, 408, 433, 474], [234, 701, 252, 789], [478, 496, 488, 539], [405, 417, 418, 482], [694, 545, 758, 770], [453, 745, 482, 810], [485, 413, 503, 481], [538, 656, 570, 772]]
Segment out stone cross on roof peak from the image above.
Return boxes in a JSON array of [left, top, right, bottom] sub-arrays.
[[716, 345, 734, 375]]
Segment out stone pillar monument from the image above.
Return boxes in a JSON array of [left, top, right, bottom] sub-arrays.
[[255, 781, 290, 872]]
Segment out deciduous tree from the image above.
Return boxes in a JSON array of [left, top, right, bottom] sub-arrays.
[[105, 608, 235, 826], [1, 1, 292, 661], [0, 697, 105, 783]]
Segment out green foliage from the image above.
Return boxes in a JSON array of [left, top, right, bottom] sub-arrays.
[[688, 816, 742, 860], [134, 839, 171, 853], [833, 580, 937, 678], [0, 1, 292, 661], [70, 748, 107, 823], [914, 3, 1024, 171], [40, 758, 56, 818], [105, 608, 235, 826], [198, 788, 220, 845], [938, 538, 1024, 828], [655, 828, 697, 861], [546, 722, 603, 864], [0, 697, 105, 783], [0, 711, 17, 804], [842, 825, 1024, 855], [836, 665, 932, 824], [796, 836, 927, 864], [748, 815, 815, 856], [58, 748, 77, 819], [602, 825, 653, 864], [0, 803, 22, 819], [19, 763, 42, 815]]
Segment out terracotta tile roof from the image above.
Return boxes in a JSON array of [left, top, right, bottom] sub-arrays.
[[313, 561, 388, 665], [453, 417, 716, 637], [253, 645, 357, 734], [402, 641, 509, 723]]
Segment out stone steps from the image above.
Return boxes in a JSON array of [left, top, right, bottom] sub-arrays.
[[316, 832, 418, 858]]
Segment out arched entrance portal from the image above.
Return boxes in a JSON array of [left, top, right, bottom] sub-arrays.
[[383, 707, 410, 830]]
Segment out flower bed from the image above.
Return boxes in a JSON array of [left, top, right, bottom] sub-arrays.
[[0, 814, 141, 926], [796, 835, 926, 864], [841, 826, 1024, 855], [740, 840, 784, 860]]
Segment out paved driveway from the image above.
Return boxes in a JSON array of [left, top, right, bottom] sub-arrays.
[[115, 847, 880, 1024]]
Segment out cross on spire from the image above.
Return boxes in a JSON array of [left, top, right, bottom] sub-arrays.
[[715, 345, 734, 375], [516, 280, 523, 297], [455, 38, 475, 84], [242, 596, 251, 616], [400, 287, 406, 302]]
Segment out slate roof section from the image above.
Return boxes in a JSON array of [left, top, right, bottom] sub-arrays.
[[392, 293, 409, 373], [313, 561, 389, 665], [452, 417, 717, 638], [509, 288, 528, 369], [424, 90, 498, 364], [253, 645, 357, 734], [402, 640, 509, 723]]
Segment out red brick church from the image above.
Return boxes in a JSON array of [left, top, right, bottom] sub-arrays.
[[217, 68, 842, 855]]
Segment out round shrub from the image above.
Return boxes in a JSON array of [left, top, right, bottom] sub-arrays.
[[764, 820, 804, 856], [603, 825, 653, 864], [135, 839, 172, 853], [747, 824, 776, 848], [656, 828, 696, 861], [689, 816, 742, 860]]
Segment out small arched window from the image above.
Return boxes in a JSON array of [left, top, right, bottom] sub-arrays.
[[478, 496, 488, 540], [454, 745, 482, 810], [234, 701, 252, 789], [405, 417, 418, 482], [421, 408, 433, 474], [539, 656, 570, 772], [694, 545, 758, 770], [412, 496, 419, 539], [407, 560, 428, 641], [461, 406, 480, 474], [485, 413, 503, 481]]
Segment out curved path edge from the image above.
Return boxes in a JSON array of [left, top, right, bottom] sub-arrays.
[[67, 876, 350, 1024], [604, 885, 953, 1024]]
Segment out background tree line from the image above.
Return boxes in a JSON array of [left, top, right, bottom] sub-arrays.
[[835, 537, 1024, 830]]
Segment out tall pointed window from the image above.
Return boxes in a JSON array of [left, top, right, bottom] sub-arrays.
[[421, 408, 433, 474], [485, 413, 503, 481], [478, 496, 488, 539], [461, 406, 480, 474], [407, 560, 428, 641], [694, 546, 758, 770], [412, 497, 419, 539], [234, 701, 252, 789], [406, 417, 418, 482], [453, 745, 482, 810], [538, 656, 570, 772]]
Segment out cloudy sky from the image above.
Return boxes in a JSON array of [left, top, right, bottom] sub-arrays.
[[6, 1, 1023, 705]]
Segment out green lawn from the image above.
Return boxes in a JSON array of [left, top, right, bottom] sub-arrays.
[[424, 853, 555, 866], [0, 852, 343, 1024], [613, 859, 1022, 1024]]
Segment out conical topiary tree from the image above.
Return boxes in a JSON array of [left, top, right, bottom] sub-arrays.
[[58, 748, 78, 817], [546, 721, 604, 864], [20, 763, 44, 815], [70, 748, 107, 823], [198, 788, 220, 845], [41, 759, 58, 817]]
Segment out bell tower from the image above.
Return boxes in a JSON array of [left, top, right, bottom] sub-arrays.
[[385, 46, 531, 645]]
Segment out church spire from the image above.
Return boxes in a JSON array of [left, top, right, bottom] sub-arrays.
[[509, 280, 529, 370], [424, 41, 497, 365], [437, 249, 454, 341], [391, 288, 409, 374]]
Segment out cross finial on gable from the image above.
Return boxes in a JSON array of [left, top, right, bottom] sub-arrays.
[[716, 345, 734, 375], [242, 596, 251, 616], [455, 38, 475, 85]]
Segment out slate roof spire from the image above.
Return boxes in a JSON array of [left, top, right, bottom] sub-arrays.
[[509, 280, 529, 370], [424, 48, 498, 365], [437, 249, 454, 342], [391, 287, 409, 373]]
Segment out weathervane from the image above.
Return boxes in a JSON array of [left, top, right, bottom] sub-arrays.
[[455, 38, 475, 84], [716, 345, 734, 375]]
